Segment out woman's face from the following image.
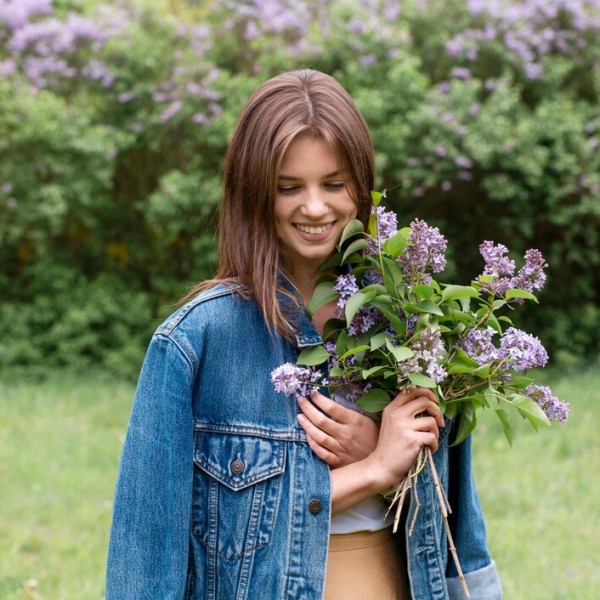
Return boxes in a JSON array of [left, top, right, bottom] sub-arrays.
[[274, 136, 357, 279]]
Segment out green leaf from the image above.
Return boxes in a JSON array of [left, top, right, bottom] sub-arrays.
[[412, 284, 436, 300], [494, 409, 514, 446], [371, 190, 386, 206], [357, 387, 390, 412], [339, 219, 365, 245], [442, 285, 480, 302], [505, 288, 538, 302], [407, 372, 437, 388], [385, 339, 414, 363], [370, 301, 406, 335], [370, 332, 389, 351], [345, 290, 375, 326], [329, 366, 343, 378], [509, 394, 551, 429], [318, 252, 343, 272], [447, 363, 475, 375], [339, 344, 370, 361], [362, 365, 388, 378], [306, 281, 337, 318], [451, 404, 477, 446], [415, 299, 444, 316], [296, 345, 331, 366], [342, 238, 369, 263], [383, 231, 409, 258]]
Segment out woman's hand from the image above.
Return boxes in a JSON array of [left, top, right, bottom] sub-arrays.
[[296, 392, 379, 468], [364, 387, 445, 489]]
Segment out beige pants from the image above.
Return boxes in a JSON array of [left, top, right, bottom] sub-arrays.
[[324, 527, 411, 600]]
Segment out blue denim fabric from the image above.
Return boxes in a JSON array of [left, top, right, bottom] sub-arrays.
[[106, 284, 502, 599]]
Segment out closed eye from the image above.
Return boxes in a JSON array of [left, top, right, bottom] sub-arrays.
[[277, 185, 300, 194], [325, 181, 346, 191]]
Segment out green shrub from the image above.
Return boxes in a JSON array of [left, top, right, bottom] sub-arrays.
[[1, 0, 598, 376]]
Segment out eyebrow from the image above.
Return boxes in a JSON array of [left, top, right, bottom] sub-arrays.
[[277, 170, 347, 181]]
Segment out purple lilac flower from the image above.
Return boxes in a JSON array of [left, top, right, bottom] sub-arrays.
[[399, 219, 447, 285], [478, 241, 515, 294], [0, 0, 53, 31], [348, 307, 380, 336], [511, 249, 547, 293], [499, 327, 548, 371], [525, 385, 570, 423], [159, 100, 183, 123], [459, 327, 499, 365], [271, 363, 323, 398], [368, 205, 398, 254], [333, 274, 359, 311], [399, 329, 448, 384]]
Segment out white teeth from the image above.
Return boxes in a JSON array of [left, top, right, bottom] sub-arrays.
[[296, 223, 332, 234]]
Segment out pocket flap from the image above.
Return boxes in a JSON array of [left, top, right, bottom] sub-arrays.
[[194, 431, 286, 491]]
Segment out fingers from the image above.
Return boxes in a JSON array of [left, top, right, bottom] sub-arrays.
[[387, 388, 445, 427], [303, 391, 355, 424], [296, 393, 380, 468]]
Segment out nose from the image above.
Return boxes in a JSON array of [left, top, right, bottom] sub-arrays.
[[300, 186, 327, 218]]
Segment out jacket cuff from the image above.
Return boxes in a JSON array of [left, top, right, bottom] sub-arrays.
[[446, 561, 502, 600]]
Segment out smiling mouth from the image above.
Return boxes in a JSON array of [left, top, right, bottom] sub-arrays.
[[294, 222, 334, 235]]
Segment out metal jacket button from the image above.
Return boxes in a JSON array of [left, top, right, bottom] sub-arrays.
[[231, 458, 245, 474], [308, 499, 322, 514]]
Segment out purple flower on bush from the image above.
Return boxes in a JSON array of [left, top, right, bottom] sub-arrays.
[[459, 327, 499, 365], [348, 307, 380, 336], [271, 363, 323, 398], [499, 327, 548, 371], [479, 242, 548, 297], [399, 329, 448, 384], [526, 384, 570, 423], [399, 219, 447, 284], [511, 249, 547, 293], [333, 274, 359, 310], [479, 241, 515, 295], [368, 205, 398, 253]]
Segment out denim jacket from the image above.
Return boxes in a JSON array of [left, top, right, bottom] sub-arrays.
[[106, 284, 502, 599]]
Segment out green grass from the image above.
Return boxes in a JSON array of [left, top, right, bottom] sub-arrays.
[[0, 373, 133, 600], [472, 367, 600, 599], [0, 368, 598, 599]]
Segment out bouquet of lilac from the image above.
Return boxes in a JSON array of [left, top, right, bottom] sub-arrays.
[[271, 191, 569, 596]]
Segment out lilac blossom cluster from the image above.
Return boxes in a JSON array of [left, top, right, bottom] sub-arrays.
[[458, 327, 499, 365], [479, 241, 548, 296], [525, 384, 570, 423], [443, 0, 600, 80], [399, 219, 448, 285], [460, 326, 548, 372], [0, 0, 124, 89], [0, 1, 221, 128], [398, 329, 448, 385], [499, 327, 548, 371], [333, 274, 380, 335], [217, 0, 320, 57], [271, 363, 324, 398], [368, 205, 398, 254]]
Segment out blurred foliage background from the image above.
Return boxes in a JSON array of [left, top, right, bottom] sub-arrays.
[[1, 0, 599, 379]]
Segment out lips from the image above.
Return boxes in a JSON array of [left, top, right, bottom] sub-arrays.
[[294, 222, 334, 235]]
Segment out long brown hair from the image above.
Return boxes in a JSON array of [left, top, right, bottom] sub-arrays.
[[182, 69, 375, 338]]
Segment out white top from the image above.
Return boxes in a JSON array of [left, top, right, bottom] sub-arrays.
[[329, 392, 392, 534]]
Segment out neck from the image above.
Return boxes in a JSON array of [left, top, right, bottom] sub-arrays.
[[290, 265, 320, 306]]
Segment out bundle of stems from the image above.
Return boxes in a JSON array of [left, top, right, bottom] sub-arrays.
[[384, 446, 470, 598]]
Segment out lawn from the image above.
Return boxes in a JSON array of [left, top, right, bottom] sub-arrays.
[[0, 367, 598, 599]]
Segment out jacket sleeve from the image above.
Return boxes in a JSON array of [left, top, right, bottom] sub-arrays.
[[106, 332, 195, 599], [446, 432, 503, 599]]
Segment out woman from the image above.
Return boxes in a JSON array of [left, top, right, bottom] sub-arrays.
[[106, 69, 502, 599]]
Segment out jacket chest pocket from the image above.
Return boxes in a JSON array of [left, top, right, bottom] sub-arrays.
[[192, 429, 287, 560]]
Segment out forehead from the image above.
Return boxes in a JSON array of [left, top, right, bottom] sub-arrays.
[[278, 136, 345, 177]]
